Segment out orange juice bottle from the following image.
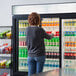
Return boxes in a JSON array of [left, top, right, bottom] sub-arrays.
[[41, 20, 44, 26], [52, 18, 54, 26], [49, 19, 51, 26], [42, 19, 45, 26], [73, 42, 75, 47], [45, 19, 47, 26], [75, 42, 76, 47], [65, 42, 67, 46], [50, 21, 52, 26], [71, 41, 73, 47], [48, 19, 50, 26], [55, 21, 57, 26], [57, 21, 59, 26], [41, 21, 43, 26], [67, 41, 68, 47], [70, 41, 72, 47], [47, 18, 49, 26], [51, 19, 53, 26], [68, 41, 70, 47]]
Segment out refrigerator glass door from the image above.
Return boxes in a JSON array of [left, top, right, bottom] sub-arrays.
[[18, 17, 60, 72], [62, 19, 76, 68], [42, 18, 60, 72], [18, 20, 29, 72]]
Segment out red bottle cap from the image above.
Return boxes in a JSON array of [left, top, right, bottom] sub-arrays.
[[3, 43, 8, 46]]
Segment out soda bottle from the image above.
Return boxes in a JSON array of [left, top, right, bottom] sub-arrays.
[[19, 48, 21, 57], [25, 48, 27, 57], [21, 49, 23, 57]]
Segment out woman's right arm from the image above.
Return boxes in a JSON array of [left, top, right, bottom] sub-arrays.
[[41, 28, 55, 39]]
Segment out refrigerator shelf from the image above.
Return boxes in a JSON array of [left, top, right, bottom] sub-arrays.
[[19, 27, 27, 29], [19, 57, 59, 60], [0, 67, 10, 69], [0, 39, 11, 40], [0, 54, 11, 57], [64, 26, 76, 27], [19, 68, 28, 72], [19, 67, 28, 71], [64, 56, 76, 59], [64, 36, 76, 37], [65, 51, 76, 53], [46, 58, 59, 60], [19, 57, 27, 59], [46, 50, 59, 52], [19, 36, 26, 38], [65, 46, 76, 48], [19, 46, 27, 48]]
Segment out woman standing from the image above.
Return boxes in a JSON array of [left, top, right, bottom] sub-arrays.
[[26, 12, 55, 76]]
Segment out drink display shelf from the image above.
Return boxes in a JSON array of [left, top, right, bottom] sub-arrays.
[[64, 36, 76, 38], [65, 51, 76, 53], [43, 67, 57, 72], [46, 50, 59, 52], [64, 26, 76, 27], [19, 27, 27, 29], [54, 36, 59, 37], [46, 58, 59, 60], [0, 67, 10, 69], [19, 67, 28, 72], [19, 36, 26, 38], [0, 54, 11, 57], [65, 46, 76, 48], [0, 39, 11, 40], [19, 46, 27, 48], [19, 57, 27, 59]]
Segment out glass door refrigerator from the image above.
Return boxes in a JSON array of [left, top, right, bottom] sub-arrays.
[[62, 17, 76, 68], [12, 14, 61, 76], [0, 26, 12, 76]]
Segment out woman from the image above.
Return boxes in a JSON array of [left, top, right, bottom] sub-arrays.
[[26, 12, 55, 76]]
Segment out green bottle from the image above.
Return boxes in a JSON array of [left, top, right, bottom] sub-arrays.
[[24, 49, 26, 58], [19, 48, 21, 57], [21, 49, 23, 57]]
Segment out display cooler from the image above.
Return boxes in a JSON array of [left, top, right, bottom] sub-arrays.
[[12, 3, 76, 76], [12, 13, 76, 76], [0, 26, 12, 76]]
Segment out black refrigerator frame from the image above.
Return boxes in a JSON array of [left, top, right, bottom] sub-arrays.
[[12, 13, 76, 76]]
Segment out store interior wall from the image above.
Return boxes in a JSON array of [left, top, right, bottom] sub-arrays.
[[0, 0, 76, 26]]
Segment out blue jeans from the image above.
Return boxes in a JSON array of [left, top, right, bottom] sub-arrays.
[[27, 56, 45, 76]]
